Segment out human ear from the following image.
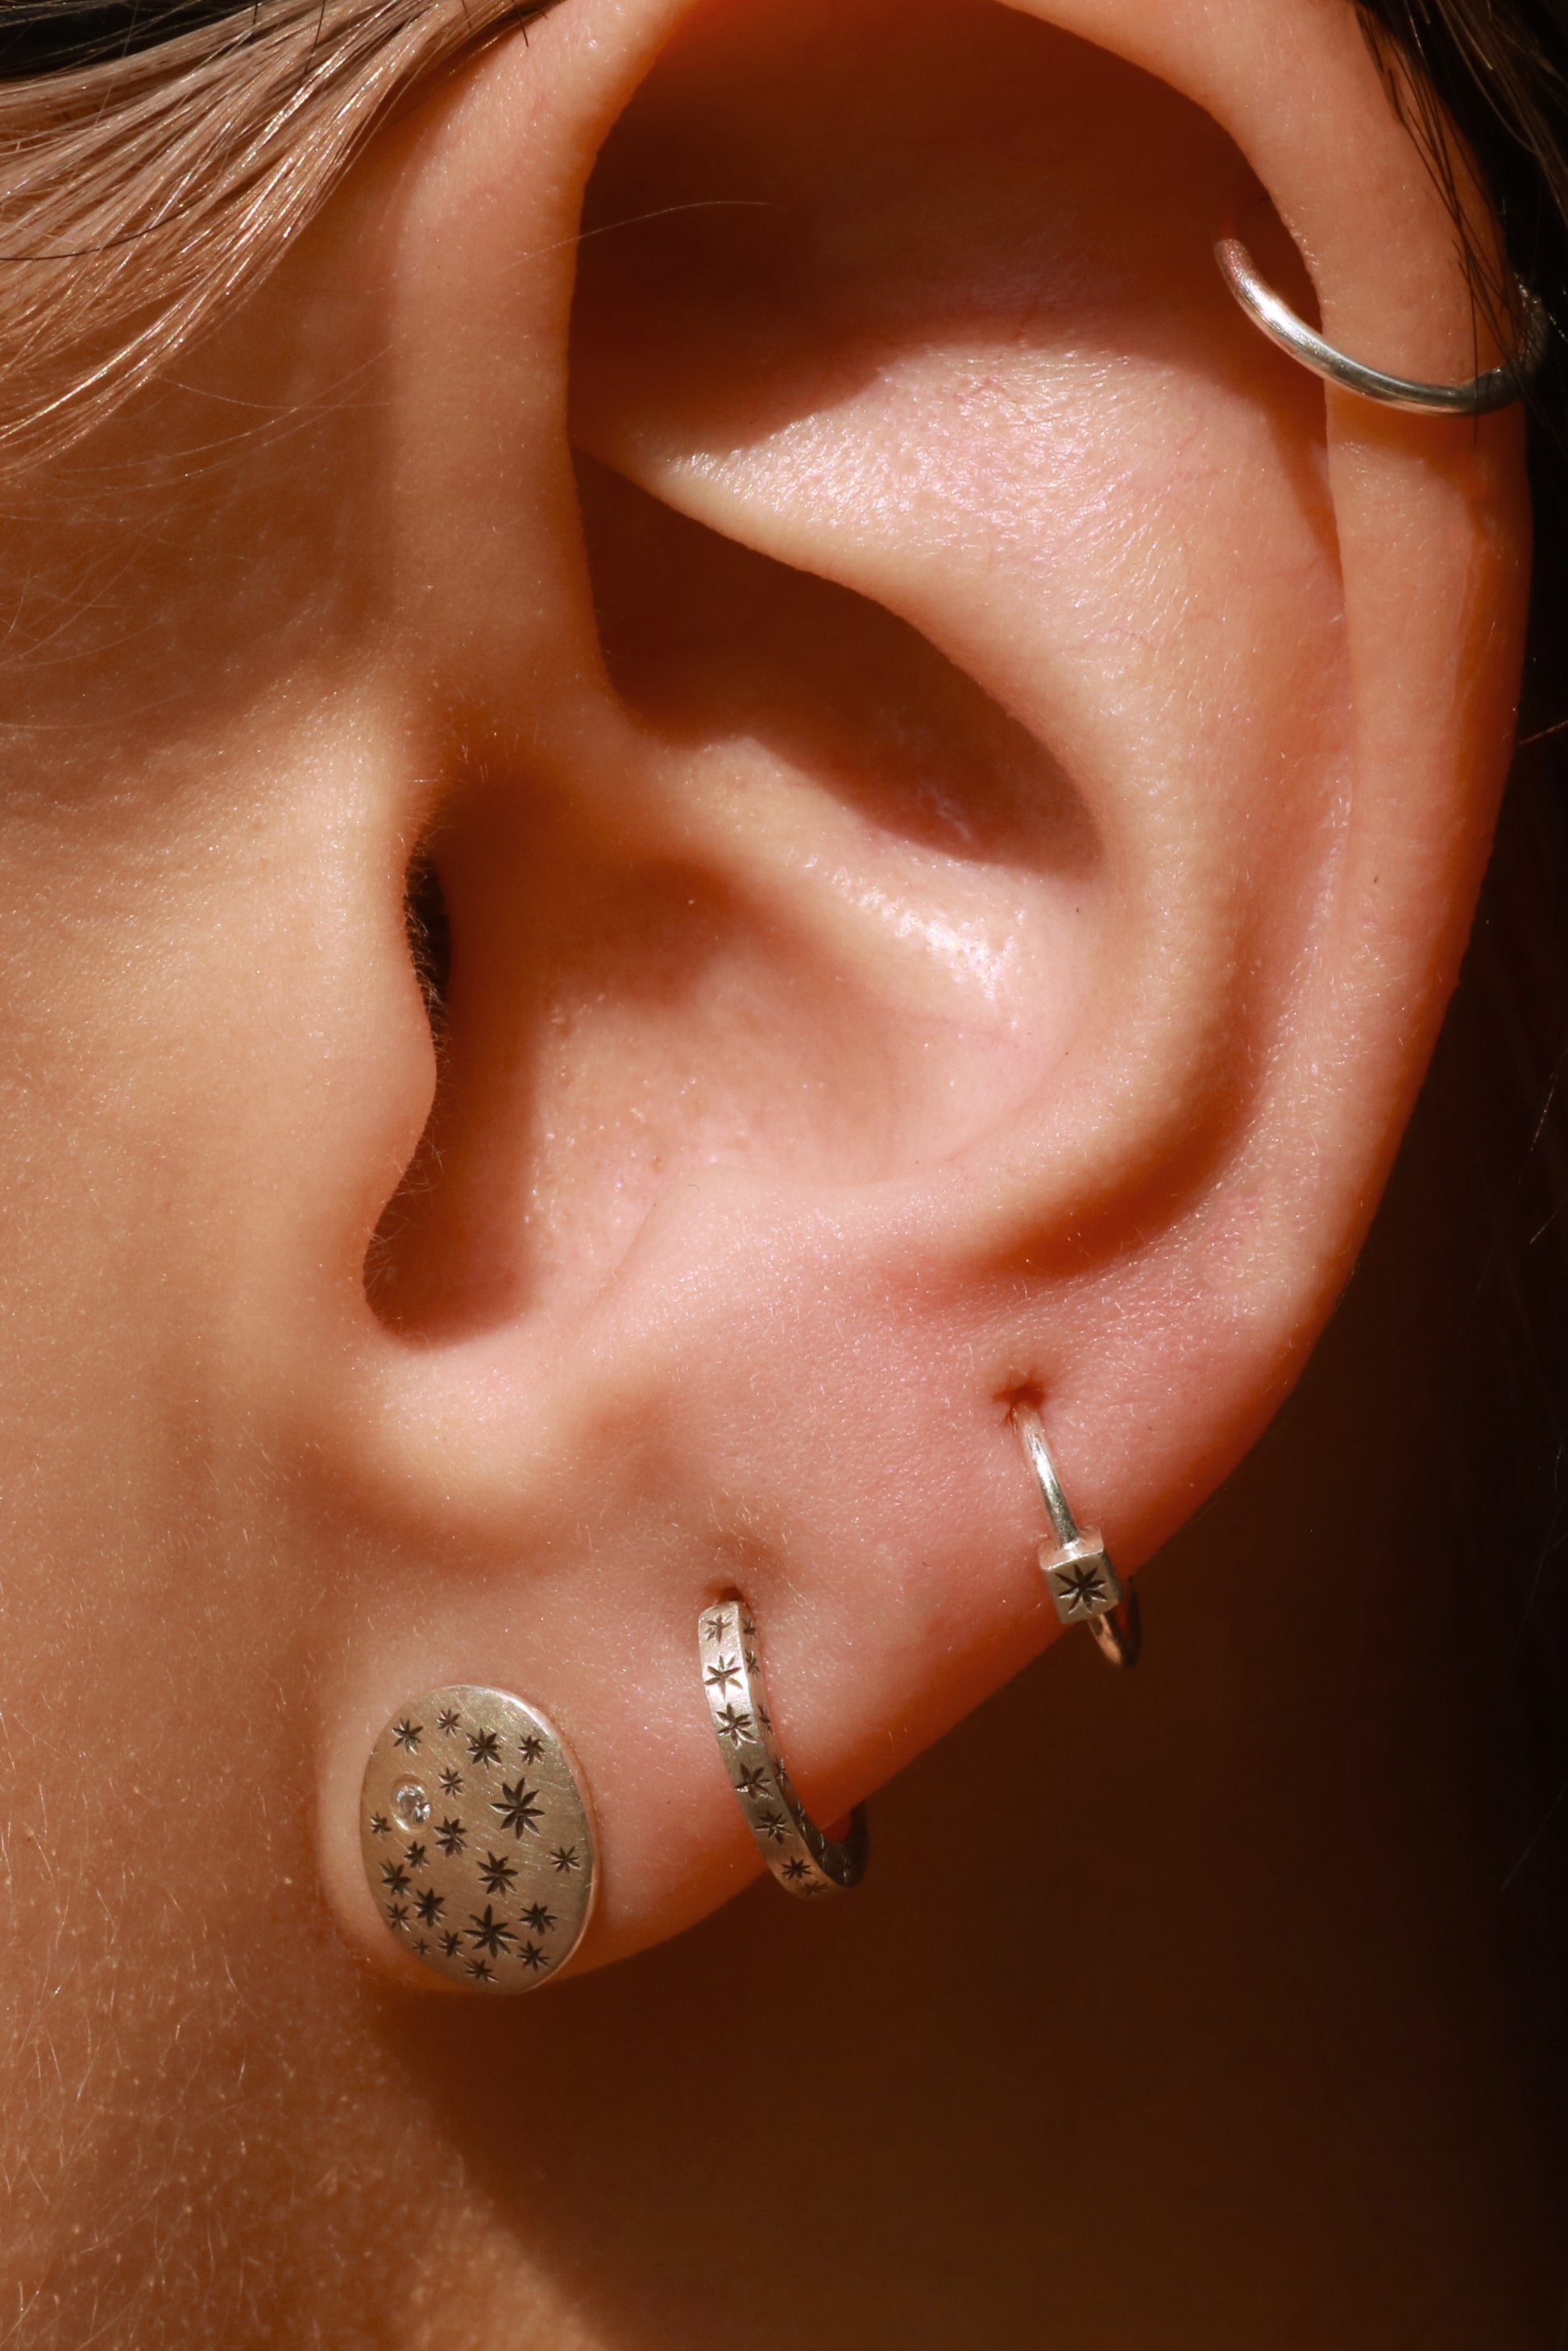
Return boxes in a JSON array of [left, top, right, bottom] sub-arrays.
[[185, 0, 1520, 1980]]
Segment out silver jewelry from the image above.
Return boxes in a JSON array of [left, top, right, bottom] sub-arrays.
[[699, 1596, 868, 1897], [1013, 1401, 1140, 1669], [1216, 235, 1549, 415], [360, 1685, 596, 1991]]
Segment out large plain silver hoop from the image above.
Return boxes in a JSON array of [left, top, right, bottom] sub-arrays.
[[1217, 235, 1549, 416], [1012, 1402, 1141, 1669], [699, 1595, 868, 1897]]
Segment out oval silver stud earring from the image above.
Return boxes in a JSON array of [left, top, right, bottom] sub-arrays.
[[699, 1596, 868, 1897], [1216, 234, 1549, 415], [1012, 1401, 1141, 1669], [360, 1685, 596, 1990]]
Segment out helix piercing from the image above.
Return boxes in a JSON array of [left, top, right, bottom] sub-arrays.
[[1217, 234, 1549, 415], [360, 1685, 596, 1991], [699, 1595, 869, 1898], [1012, 1401, 1141, 1669]]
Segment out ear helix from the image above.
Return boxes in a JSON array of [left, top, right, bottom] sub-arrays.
[[360, 1689, 596, 1991]]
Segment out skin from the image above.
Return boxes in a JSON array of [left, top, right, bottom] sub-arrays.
[[0, 0, 1558, 2337]]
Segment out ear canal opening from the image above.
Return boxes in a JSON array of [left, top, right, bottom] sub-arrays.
[[404, 844, 451, 1045], [363, 842, 452, 1323]]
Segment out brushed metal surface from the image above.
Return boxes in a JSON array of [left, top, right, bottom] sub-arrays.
[[360, 1685, 595, 1992], [699, 1596, 867, 1898]]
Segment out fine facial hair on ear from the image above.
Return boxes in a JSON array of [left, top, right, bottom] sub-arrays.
[[0, 0, 1529, 2331], [0, 0, 1521, 1984]]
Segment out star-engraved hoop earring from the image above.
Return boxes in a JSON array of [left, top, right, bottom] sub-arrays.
[[699, 1595, 868, 1897], [1011, 1401, 1141, 1669], [360, 1686, 597, 1991]]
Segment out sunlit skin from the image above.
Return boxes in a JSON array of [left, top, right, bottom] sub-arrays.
[[0, 0, 1556, 2336]]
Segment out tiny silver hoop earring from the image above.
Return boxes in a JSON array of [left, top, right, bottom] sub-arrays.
[[699, 1595, 868, 1898], [1217, 235, 1549, 416], [1012, 1402, 1141, 1669]]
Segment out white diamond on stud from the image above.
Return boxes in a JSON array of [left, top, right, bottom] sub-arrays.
[[393, 1780, 431, 1826]]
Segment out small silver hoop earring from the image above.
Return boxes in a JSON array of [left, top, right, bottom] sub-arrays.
[[699, 1596, 868, 1897], [1012, 1402, 1141, 1669], [1216, 235, 1549, 416]]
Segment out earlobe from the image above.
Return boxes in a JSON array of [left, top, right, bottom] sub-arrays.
[[296, 0, 1527, 1986]]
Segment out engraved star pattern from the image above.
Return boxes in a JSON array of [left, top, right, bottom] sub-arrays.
[[1053, 1561, 1107, 1615], [467, 1905, 516, 1959], [371, 1695, 593, 1994], [714, 1704, 753, 1747], [753, 1809, 790, 1844], [703, 1613, 732, 1644], [704, 1655, 742, 1694], [493, 1778, 543, 1839], [782, 1856, 812, 1884], [736, 1765, 770, 1802]]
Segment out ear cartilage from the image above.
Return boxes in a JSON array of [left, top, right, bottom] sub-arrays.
[[1012, 1402, 1141, 1669], [699, 1596, 868, 1898], [1216, 235, 1548, 416], [360, 1686, 596, 1991]]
